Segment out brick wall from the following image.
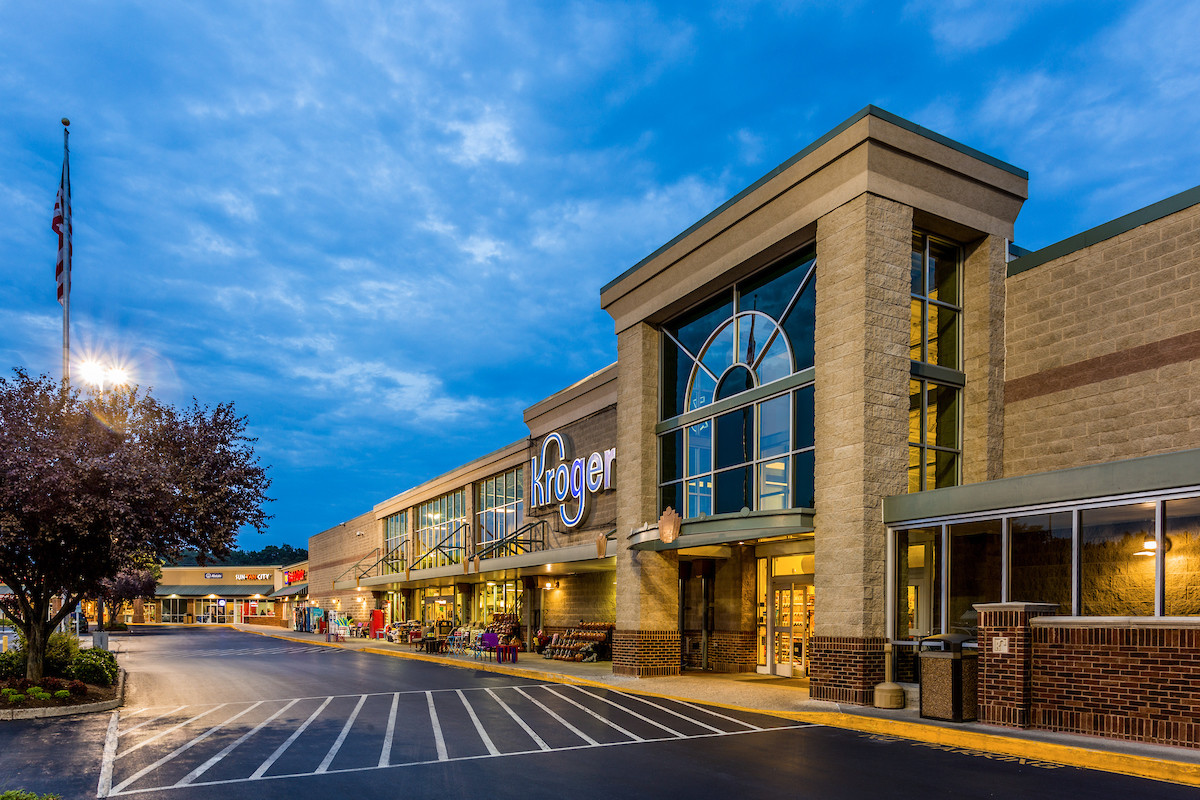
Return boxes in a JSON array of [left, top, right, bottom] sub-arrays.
[[1029, 620, 1200, 748], [527, 407, 618, 549], [1005, 201, 1200, 476], [308, 510, 382, 625], [682, 630, 756, 673], [810, 636, 887, 704], [975, 603, 1058, 728], [612, 630, 681, 677], [541, 571, 615, 630]]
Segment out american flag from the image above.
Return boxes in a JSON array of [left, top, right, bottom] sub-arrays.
[[52, 152, 71, 305]]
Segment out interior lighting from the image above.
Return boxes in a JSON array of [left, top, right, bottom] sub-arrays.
[[1134, 536, 1171, 557]]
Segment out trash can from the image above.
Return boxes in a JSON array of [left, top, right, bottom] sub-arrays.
[[919, 633, 977, 722]]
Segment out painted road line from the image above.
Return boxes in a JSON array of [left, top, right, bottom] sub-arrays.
[[378, 692, 400, 768], [667, 696, 763, 731], [485, 687, 550, 752], [117, 704, 227, 759], [315, 694, 368, 774], [567, 685, 685, 738], [542, 686, 642, 742], [426, 691, 448, 761], [97, 709, 120, 798], [112, 702, 264, 795], [122, 705, 189, 738], [456, 689, 500, 756], [250, 696, 333, 779], [176, 698, 300, 787], [512, 686, 598, 746], [610, 691, 725, 734]]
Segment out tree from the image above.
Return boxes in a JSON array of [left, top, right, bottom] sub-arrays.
[[97, 554, 162, 628], [0, 371, 271, 680]]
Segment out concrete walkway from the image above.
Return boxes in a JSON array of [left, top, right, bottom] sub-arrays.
[[233, 623, 1200, 787]]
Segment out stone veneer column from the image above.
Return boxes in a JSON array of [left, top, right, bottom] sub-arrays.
[[613, 321, 681, 677], [974, 602, 1058, 728], [811, 193, 911, 704], [961, 234, 1007, 484]]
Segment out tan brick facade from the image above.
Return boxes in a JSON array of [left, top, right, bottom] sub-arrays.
[[1004, 201, 1200, 476], [308, 510, 382, 625]]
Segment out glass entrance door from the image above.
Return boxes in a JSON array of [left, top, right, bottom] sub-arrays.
[[771, 583, 813, 677]]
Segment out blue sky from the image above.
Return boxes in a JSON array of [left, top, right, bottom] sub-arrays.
[[2, 1, 1198, 550]]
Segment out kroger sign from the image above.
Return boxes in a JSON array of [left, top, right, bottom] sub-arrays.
[[530, 432, 616, 528]]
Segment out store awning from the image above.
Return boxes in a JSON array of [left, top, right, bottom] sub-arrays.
[[155, 585, 274, 598], [268, 583, 307, 598]]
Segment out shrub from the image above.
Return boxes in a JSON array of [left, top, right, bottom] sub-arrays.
[[42, 677, 64, 692], [0, 791, 62, 800], [53, 690, 70, 700], [67, 680, 87, 697], [0, 650, 24, 680], [69, 649, 118, 686], [104, 622, 128, 632], [7, 694, 25, 703], [43, 633, 80, 678]]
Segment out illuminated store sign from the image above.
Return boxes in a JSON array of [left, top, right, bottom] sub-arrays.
[[236, 572, 271, 581], [204, 572, 223, 579], [530, 431, 616, 528], [285, 569, 307, 585]]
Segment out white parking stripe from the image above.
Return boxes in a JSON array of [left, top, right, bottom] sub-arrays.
[[485, 687, 550, 751], [668, 697, 762, 730], [315, 694, 367, 773], [610, 692, 725, 733], [118, 705, 227, 759], [567, 686, 685, 737], [97, 710, 120, 798], [512, 686, 598, 746], [378, 692, 399, 768], [250, 696, 333, 779], [175, 698, 300, 786], [426, 692, 448, 761], [456, 689, 500, 756], [542, 686, 642, 741], [120, 706, 187, 737], [112, 702, 263, 794]]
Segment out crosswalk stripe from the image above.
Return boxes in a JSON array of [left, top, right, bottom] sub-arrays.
[[176, 698, 300, 786], [251, 696, 333, 779], [668, 696, 763, 730], [485, 687, 550, 752], [378, 692, 400, 768], [113, 702, 263, 794], [567, 685, 684, 737], [512, 686, 598, 746], [426, 691, 448, 761], [118, 705, 226, 759], [120, 705, 187, 737], [542, 686, 642, 741], [456, 689, 500, 756], [609, 692, 725, 733]]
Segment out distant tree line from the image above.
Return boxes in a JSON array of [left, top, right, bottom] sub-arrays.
[[167, 543, 307, 567]]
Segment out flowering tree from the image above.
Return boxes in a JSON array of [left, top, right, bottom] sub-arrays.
[[0, 371, 271, 680]]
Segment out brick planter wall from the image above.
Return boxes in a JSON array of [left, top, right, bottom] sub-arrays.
[[1030, 619, 1200, 749], [975, 602, 1059, 728], [682, 630, 756, 673], [810, 636, 887, 704], [612, 629, 681, 677]]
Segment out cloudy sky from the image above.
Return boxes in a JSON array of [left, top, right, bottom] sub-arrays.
[[2, 1, 1198, 550]]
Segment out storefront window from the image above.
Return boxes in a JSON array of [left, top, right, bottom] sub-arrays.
[[949, 521, 1001, 635], [659, 246, 816, 519], [415, 490, 467, 568], [894, 528, 942, 641], [1080, 504, 1155, 616], [910, 232, 961, 368], [383, 510, 408, 575], [474, 579, 520, 622], [1010, 512, 1072, 613], [1164, 497, 1200, 615], [477, 467, 524, 555], [908, 379, 960, 492]]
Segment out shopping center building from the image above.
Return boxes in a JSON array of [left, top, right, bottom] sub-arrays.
[[309, 106, 1200, 748]]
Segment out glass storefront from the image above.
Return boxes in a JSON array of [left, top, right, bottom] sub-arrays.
[[474, 579, 520, 622], [757, 553, 815, 677]]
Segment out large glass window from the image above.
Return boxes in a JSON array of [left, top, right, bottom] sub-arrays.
[[383, 510, 408, 575], [1164, 497, 1200, 615], [908, 379, 960, 492], [659, 245, 816, 518], [476, 467, 524, 556], [1010, 512, 1072, 614], [1080, 504, 1155, 616], [948, 521, 1002, 635], [911, 232, 961, 368], [415, 490, 467, 569]]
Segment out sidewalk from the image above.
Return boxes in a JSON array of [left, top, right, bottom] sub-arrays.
[[233, 623, 1200, 787]]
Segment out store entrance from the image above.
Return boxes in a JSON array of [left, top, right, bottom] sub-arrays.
[[771, 581, 813, 677]]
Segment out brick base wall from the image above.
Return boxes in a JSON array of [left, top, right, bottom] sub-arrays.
[[810, 636, 886, 705], [612, 629, 681, 677], [1030, 623, 1200, 749], [976, 603, 1058, 728], [682, 630, 756, 673]]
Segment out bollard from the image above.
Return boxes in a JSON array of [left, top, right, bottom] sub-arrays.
[[2, 635, 6, 653]]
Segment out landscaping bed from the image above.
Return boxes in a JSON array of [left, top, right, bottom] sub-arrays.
[[0, 676, 118, 711]]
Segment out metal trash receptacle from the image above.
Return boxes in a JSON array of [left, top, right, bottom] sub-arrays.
[[919, 633, 977, 722]]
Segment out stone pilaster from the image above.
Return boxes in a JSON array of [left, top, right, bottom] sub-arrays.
[[613, 321, 681, 677], [810, 193, 912, 702], [962, 234, 1007, 484]]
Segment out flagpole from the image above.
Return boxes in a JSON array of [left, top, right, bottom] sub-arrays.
[[60, 118, 71, 386]]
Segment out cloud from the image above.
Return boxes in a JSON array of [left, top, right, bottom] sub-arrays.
[[441, 108, 522, 165], [904, 0, 1040, 52]]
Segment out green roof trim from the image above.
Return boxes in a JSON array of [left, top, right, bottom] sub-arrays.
[[601, 105, 1027, 296], [1008, 184, 1200, 277], [883, 448, 1200, 525]]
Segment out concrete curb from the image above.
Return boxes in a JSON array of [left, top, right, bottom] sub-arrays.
[[241, 627, 1200, 788], [0, 667, 125, 721]]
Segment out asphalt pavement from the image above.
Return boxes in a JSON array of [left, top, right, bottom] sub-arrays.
[[0, 626, 1195, 799]]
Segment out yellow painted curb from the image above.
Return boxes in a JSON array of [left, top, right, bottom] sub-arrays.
[[238, 628, 1198, 788]]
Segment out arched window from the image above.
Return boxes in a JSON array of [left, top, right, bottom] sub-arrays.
[[659, 245, 816, 519]]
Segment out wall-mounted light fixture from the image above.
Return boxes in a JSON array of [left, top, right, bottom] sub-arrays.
[[1134, 536, 1172, 557]]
